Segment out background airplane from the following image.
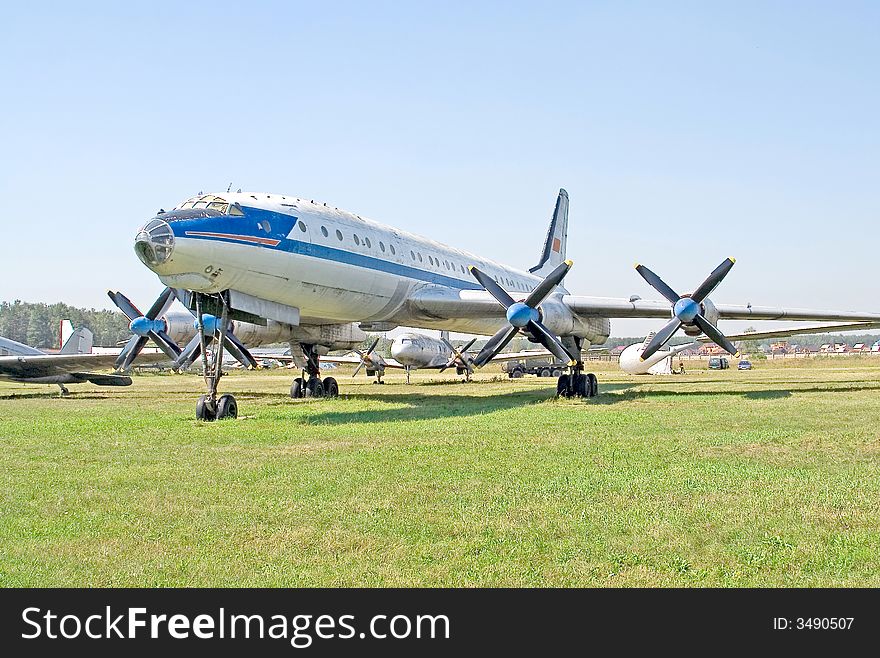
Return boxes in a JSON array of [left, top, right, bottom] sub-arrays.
[[125, 189, 880, 420], [0, 326, 133, 395]]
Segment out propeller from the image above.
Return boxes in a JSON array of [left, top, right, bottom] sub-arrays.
[[175, 313, 258, 370], [439, 337, 477, 373], [635, 257, 738, 360], [352, 338, 384, 377], [469, 260, 577, 367], [108, 288, 181, 370]]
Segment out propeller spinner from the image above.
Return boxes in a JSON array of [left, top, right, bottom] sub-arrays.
[[635, 257, 738, 360]]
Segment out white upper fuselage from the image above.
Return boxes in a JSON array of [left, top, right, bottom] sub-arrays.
[[136, 192, 573, 337]]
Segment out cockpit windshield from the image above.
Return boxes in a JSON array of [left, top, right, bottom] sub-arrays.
[[173, 195, 244, 216]]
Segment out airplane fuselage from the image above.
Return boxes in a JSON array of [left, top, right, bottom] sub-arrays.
[[135, 193, 611, 343]]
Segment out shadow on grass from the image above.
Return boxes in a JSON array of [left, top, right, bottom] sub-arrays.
[[593, 383, 880, 405], [295, 389, 554, 424]]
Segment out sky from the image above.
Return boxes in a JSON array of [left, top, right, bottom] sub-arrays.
[[1, 1, 877, 336]]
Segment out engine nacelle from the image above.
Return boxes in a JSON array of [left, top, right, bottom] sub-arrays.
[[289, 323, 367, 352], [228, 319, 293, 347], [538, 297, 611, 345]]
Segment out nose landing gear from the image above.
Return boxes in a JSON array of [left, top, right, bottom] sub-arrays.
[[190, 292, 255, 421]]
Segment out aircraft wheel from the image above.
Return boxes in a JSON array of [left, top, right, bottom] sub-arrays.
[[571, 373, 587, 397], [587, 373, 598, 398], [196, 395, 216, 421], [305, 377, 324, 398], [540, 368, 551, 378], [323, 376, 339, 398], [556, 374, 571, 398], [216, 394, 238, 420], [290, 377, 304, 399]]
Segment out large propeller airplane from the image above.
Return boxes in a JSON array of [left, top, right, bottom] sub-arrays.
[[127, 188, 880, 420]]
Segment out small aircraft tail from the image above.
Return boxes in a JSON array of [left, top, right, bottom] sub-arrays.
[[529, 189, 569, 277], [59, 325, 94, 354]]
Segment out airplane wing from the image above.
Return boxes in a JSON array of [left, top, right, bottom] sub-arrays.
[[0, 352, 169, 382], [560, 295, 880, 322], [700, 321, 880, 344]]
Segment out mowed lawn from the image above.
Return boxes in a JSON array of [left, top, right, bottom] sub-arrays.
[[1, 358, 879, 587]]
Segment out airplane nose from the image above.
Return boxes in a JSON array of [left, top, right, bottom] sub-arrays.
[[134, 218, 175, 267]]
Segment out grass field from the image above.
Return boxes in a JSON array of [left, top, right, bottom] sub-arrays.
[[1, 358, 879, 587]]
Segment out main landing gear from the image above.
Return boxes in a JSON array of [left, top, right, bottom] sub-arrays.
[[556, 368, 598, 399], [289, 344, 340, 399], [556, 337, 598, 399]]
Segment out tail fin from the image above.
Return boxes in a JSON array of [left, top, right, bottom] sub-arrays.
[[59, 326, 94, 354], [529, 189, 569, 276]]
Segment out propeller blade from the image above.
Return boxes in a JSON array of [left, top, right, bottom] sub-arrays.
[[692, 314, 738, 356], [145, 286, 176, 320], [527, 320, 576, 365], [365, 337, 380, 355], [352, 360, 364, 377], [469, 266, 516, 309], [222, 331, 258, 369], [460, 337, 477, 354], [634, 264, 680, 304], [107, 290, 143, 322], [473, 325, 519, 367], [115, 335, 147, 370], [150, 329, 182, 360], [641, 317, 682, 360], [176, 333, 206, 369], [690, 257, 735, 303], [524, 259, 573, 308]]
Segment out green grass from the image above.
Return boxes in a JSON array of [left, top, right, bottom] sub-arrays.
[[1, 358, 879, 587]]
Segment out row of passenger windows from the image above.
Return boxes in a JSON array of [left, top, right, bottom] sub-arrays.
[[294, 219, 532, 291]]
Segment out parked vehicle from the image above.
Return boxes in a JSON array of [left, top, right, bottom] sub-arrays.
[[708, 356, 730, 370], [737, 359, 753, 370], [502, 357, 567, 378]]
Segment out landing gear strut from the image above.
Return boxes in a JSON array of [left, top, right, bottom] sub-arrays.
[[289, 344, 339, 399], [193, 292, 243, 421], [555, 337, 598, 399]]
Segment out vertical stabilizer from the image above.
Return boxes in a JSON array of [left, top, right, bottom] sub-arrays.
[[59, 326, 94, 354], [529, 189, 569, 276]]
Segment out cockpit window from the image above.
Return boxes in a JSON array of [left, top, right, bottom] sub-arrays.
[[175, 195, 241, 216]]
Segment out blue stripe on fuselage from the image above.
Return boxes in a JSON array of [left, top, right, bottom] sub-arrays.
[[169, 206, 484, 291]]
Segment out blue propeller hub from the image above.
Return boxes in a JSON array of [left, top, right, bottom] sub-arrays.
[[673, 297, 700, 324], [194, 314, 221, 336], [129, 317, 165, 337], [506, 302, 539, 328]]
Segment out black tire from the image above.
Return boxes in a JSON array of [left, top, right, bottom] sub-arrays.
[[196, 395, 215, 421], [290, 377, 304, 399], [305, 377, 324, 398], [574, 373, 588, 397], [323, 376, 339, 398], [556, 374, 570, 397], [540, 368, 551, 378], [512, 369, 524, 379], [216, 394, 238, 420], [587, 373, 598, 398], [551, 369, 562, 378]]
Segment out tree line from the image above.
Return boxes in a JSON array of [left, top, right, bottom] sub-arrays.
[[0, 300, 131, 349]]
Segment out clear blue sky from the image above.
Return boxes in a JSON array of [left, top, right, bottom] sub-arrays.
[[1, 1, 877, 335]]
